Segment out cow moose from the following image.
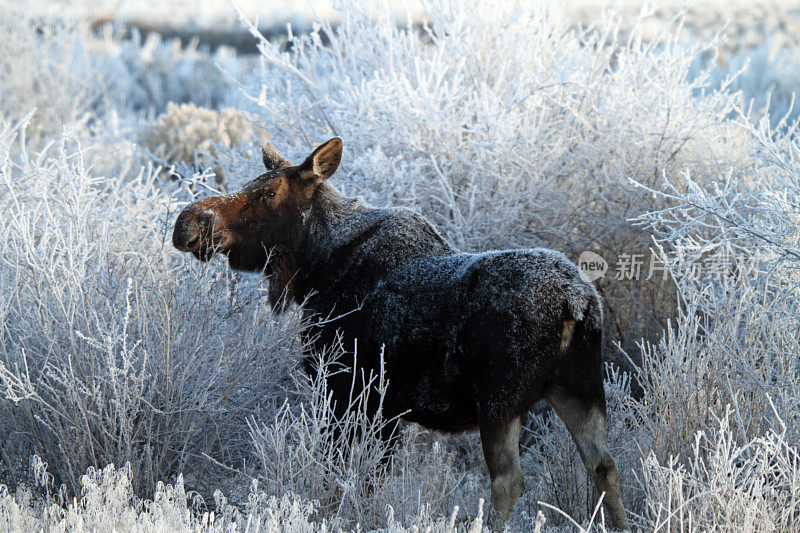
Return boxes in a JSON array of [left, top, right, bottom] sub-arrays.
[[172, 138, 630, 531]]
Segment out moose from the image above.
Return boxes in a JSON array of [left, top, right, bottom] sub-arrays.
[[173, 138, 630, 530]]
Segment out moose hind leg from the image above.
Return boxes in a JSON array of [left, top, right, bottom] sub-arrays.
[[547, 391, 630, 531], [480, 416, 524, 531]]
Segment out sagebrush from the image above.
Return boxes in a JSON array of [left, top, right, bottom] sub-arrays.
[[0, 1, 799, 531]]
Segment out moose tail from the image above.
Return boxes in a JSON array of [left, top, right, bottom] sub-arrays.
[[555, 295, 606, 413]]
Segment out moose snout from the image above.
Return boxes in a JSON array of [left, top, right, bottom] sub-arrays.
[[173, 206, 213, 253]]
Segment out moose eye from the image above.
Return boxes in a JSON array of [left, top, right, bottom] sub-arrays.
[[264, 190, 276, 200]]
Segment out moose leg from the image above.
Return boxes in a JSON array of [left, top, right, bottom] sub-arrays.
[[480, 416, 524, 531], [547, 390, 630, 531]]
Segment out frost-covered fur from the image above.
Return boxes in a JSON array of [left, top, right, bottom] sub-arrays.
[[290, 183, 603, 426], [173, 139, 629, 529]]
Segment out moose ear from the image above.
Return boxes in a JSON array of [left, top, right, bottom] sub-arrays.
[[262, 144, 290, 171], [298, 138, 343, 183]]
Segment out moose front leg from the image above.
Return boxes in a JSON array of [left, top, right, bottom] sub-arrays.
[[480, 416, 524, 531]]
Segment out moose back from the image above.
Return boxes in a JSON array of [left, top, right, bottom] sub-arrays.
[[172, 138, 630, 530]]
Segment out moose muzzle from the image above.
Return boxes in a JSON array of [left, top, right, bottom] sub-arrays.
[[173, 201, 230, 262], [173, 204, 210, 252]]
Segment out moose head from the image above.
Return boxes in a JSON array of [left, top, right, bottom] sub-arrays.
[[172, 138, 343, 273]]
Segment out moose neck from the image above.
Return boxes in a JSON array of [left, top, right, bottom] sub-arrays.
[[284, 181, 364, 297], [276, 180, 455, 311]]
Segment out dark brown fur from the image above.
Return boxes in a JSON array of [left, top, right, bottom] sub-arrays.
[[173, 139, 630, 530]]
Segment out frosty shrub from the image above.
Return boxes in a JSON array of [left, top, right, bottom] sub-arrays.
[[631, 116, 800, 443], [515, 112, 800, 528], [617, 114, 800, 528], [638, 409, 800, 531], [3, 1, 800, 531], [0, 117, 307, 496], [0, 457, 324, 532], [142, 102, 270, 185], [0, 455, 493, 532], [249, 348, 493, 530], [706, 39, 800, 134], [235, 0, 753, 355], [91, 28, 249, 116], [0, 6, 249, 153], [0, 8, 98, 147], [249, 347, 398, 529]]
